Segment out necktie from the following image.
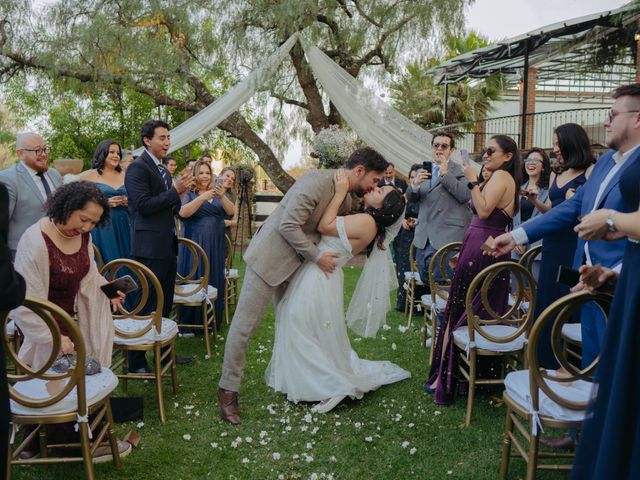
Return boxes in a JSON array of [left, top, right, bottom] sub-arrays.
[[431, 164, 440, 187], [158, 164, 172, 189], [36, 172, 52, 199]]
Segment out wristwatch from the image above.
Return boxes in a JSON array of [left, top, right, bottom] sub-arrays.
[[467, 180, 480, 190], [606, 210, 617, 232]]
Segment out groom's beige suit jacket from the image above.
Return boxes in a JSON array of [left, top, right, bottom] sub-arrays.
[[243, 169, 350, 287]]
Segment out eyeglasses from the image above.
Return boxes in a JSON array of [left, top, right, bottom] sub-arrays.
[[432, 142, 451, 150], [524, 158, 542, 165], [482, 147, 498, 157], [607, 109, 640, 122], [21, 146, 50, 156]]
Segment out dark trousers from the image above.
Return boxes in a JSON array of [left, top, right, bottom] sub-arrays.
[[128, 255, 177, 371], [1, 338, 9, 475]]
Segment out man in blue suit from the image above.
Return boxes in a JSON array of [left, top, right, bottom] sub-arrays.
[[125, 120, 192, 373], [491, 83, 640, 368]]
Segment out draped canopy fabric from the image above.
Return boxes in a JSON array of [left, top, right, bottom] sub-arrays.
[[134, 33, 460, 175]]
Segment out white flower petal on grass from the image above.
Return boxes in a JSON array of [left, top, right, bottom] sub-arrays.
[[311, 427, 319, 435], [266, 404, 277, 414], [434, 410, 442, 416], [259, 430, 268, 438], [182, 434, 191, 441], [304, 413, 313, 423], [292, 454, 299, 460], [210, 442, 218, 448], [184, 404, 194, 410], [335, 421, 341, 426], [242, 458, 249, 464], [285, 426, 292, 432], [408, 423, 415, 428], [398, 325, 408, 333], [220, 432, 228, 437], [136, 422, 144, 428], [306, 442, 313, 449], [245, 437, 253, 443], [300, 426, 308, 432], [382, 324, 391, 331], [204, 354, 210, 359], [448, 470, 453, 475], [364, 436, 373, 442], [391, 343, 397, 350], [272, 452, 281, 460], [401, 441, 410, 448], [410, 447, 417, 455], [304, 454, 314, 463], [329, 456, 337, 462], [354, 422, 362, 429]]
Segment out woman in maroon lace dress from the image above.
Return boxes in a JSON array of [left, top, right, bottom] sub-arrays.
[[12, 181, 132, 459], [425, 135, 521, 405]]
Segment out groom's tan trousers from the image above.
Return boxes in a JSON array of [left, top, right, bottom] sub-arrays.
[[219, 265, 288, 392]]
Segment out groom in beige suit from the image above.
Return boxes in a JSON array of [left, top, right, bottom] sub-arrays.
[[218, 147, 388, 424]]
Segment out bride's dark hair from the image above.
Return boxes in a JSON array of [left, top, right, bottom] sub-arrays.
[[364, 188, 406, 255]]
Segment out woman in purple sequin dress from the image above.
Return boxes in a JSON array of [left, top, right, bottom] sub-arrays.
[[425, 135, 522, 405]]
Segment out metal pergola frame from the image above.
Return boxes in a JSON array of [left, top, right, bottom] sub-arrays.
[[429, 2, 640, 148]]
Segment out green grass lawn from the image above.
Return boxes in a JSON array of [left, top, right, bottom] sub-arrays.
[[14, 258, 568, 480]]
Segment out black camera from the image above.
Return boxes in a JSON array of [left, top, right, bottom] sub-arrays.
[[238, 168, 254, 185], [422, 161, 432, 174]]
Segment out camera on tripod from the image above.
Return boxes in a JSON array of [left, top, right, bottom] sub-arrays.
[[237, 168, 254, 186]]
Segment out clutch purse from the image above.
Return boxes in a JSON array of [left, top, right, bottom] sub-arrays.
[[52, 353, 102, 376]]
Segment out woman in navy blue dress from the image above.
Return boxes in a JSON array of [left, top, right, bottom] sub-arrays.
[[394, 164, 421, 311], [533, 123, 594, 368], [80, 140, 131, 264], [570, 148, 640, 479], [178, 159, 235, 329]]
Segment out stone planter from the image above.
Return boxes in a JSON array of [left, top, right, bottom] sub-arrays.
[[53, 158, 85, 175]]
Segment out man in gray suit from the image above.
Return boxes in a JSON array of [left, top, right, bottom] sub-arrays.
[[218, 147, 387, 425], [408, 131, 472, 283], [0, 133, 63, 258]]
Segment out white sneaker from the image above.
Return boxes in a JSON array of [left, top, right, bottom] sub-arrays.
[[311, 395, 346, 414]]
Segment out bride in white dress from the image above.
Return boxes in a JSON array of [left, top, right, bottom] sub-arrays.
[[266, 170, 411, 413]]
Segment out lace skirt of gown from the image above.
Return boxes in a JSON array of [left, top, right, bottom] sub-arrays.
[[265, 217, 411, 403]]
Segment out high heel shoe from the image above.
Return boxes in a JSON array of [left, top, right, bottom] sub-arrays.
[[423, 384, 436, 394]]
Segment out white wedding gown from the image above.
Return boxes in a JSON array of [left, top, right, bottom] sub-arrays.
[[265, 217, 411, 411]]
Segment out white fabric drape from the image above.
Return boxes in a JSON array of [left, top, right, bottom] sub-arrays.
[[302, 43, 432, 173], [133, 33, 300, 156]]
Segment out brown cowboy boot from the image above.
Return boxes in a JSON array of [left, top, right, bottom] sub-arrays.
[[217, 387, 240, 425]]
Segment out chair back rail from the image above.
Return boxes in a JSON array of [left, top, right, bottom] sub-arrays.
[[174, 237, 210, 297]]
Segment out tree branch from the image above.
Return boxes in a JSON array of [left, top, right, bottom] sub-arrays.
[[271, 93, 309, 110], [352, 0, 381, 28]]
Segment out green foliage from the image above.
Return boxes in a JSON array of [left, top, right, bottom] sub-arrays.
[[390, 32, 507, 129]]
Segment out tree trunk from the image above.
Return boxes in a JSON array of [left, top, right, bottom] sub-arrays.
[[289, 42, 330, 134]]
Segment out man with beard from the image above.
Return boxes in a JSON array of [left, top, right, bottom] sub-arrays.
[[217, 147, 387, 425], [490, 83, 640, 447]]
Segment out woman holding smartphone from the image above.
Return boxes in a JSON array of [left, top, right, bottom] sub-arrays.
[[80, 139, 131, 265], [178, 159, 236, 329]]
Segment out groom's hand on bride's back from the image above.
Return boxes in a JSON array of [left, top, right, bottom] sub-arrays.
[[316, 252, 340, 278]]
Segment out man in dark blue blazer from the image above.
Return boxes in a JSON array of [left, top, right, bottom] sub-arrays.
[[491, 83, 640, 368], [125, 120, 192, 373]]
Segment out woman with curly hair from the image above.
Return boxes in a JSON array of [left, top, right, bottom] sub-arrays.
[[12, 181, 122, 369], [266, 170, 410, 413], [79, 139, 131, 265]]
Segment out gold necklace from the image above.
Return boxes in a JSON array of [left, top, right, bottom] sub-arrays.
[[51, 221, 75, 239]]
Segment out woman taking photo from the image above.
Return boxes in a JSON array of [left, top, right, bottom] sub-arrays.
[[178, 160, 236, 328], [80, 139, 131, 265], [425, 135, 521, 405]]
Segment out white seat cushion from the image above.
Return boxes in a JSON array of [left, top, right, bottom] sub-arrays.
[[113, 318, 178, 346], [10, 368, 118, 416], [508, 294, 530, 311], [6, 319, 15, 336], [453, 324, 526, 353], [225, 268, 239, 279], [561, 323, 582, 343], [174, 285, 218, 304], [504, 369, 593, 423], [420, 294, 447, 311], [404, 271, 422, 283]]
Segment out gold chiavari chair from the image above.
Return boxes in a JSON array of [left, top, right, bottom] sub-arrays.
[[102, 259, 178, 424], [172, 237, 217, 357], [517, 244, 542, 273], [404, 243, 425, 327], [454, 261, 537, 427], [3, 297, 121, 480], [499, 290, 612, 479], [91, 244, 104, 272], [224, 234, 239, 325], [421, 242, 462, 360]]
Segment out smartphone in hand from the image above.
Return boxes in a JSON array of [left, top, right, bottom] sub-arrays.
[[460, 149, 469, 166], [556, 266, 581, 288], [100, 275, 138, 299]]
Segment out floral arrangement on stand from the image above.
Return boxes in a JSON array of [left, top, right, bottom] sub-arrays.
[[311, 125, 360, 169]]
